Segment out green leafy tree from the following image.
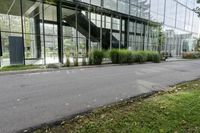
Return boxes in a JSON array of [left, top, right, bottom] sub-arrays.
[[194, 1, 200, 52], [194, 0, 200, 17], [195, 38, 200, 52], [158, 26, 165, 54]]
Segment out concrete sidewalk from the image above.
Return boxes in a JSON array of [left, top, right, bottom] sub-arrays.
[[0, 60, 200, 133]]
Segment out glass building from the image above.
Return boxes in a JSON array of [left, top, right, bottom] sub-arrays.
[[0, 0, 199, 66]]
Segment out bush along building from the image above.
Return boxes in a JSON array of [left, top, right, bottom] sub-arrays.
[[0, 0, 199, 66]]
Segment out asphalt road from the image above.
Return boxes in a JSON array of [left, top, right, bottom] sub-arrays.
[[0, 60, 200, 133]]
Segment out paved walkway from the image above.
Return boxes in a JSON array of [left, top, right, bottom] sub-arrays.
[[0, 60, 200, 133], [166, 57, 188, 62]]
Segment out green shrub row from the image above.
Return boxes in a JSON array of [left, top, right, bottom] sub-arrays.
[[65, 50, 161, 66], [109, 50, 161, 64], [182, 52, 200, 59]]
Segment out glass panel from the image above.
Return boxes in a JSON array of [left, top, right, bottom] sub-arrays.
[[22, 0, 45, 65], [165, 0, 176, 27], [91, 0, 101, 6], [118, 0, 129, 14], [62, 7, 78, 63], [104, 0, 117, 11], [43, 4, 58, 64], [176, 3, 186, 30], [0, 0, 22, 66], [185, 9, 193, 32], [150, 0, 165, 23]]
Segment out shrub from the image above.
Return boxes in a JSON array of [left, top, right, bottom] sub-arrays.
[[127, 51, 134, 64], [46, 64, 60, 69], [146, 51, 154, 61], [93, 50, 104, 65], [182, 52, 193, 59], [193, 53, 200, 58], [73, 56, 78, 66], [152, 53, 161, 63], [110, 49, 119, 64], [133, 51, 147, 63], [134, 52, 146, 63], [118, 50, 128, 64], [182, 52, 200, 59], [109, 50, 161, 64], [82, 56, 87, 66], [102, 50, 110, 59], [66, 57, 70, 67], [146, 51, 161, 63], [88, 52, 93, 65]]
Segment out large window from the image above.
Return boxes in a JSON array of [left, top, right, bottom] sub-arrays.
[[192, 14, 200, 34], [164, 0, 176, 27], [91, 0, 101, 6], [176, 3, 186, 30], [138, 0, 150, 19], [104, 0, 117, 11], [150, 0, 165, 23], [118, 0, 130, 14], [185, 9, 193, 32]]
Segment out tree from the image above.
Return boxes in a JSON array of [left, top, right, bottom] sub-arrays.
[[194, 0, 200, 17], [195, 38, 200, 52], [158, 26, 165, 54], [194, 1, 200, 52]]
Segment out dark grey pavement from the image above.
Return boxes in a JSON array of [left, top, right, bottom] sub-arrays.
[[0, 60, 200, 133]]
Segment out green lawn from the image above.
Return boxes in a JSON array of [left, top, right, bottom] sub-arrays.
[[34, 80, 200, 133], [0, 65, 42, 72]]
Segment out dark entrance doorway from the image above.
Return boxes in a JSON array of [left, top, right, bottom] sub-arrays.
[[9, 36, 24, 65]]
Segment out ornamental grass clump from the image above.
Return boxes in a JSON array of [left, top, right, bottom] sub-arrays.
[[73, 53, 79, 66], [66, 57, 70, 67], [118, 50, 129, 64], [93, 50, 104, 65], [82, 54, 87, 66], [133, 51, 148, 63], [146, 51, 161, 63], [146, 51, 154, 61], [88, 52, 93, 65], [65, 52, 70, 67], [152, 53, 161, 63], [182, 52, 200, 59], [110, 49, 120, 64], [126, 51, 135, 64]]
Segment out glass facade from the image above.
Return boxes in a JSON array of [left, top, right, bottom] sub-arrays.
[[0, 0, 199, 66]]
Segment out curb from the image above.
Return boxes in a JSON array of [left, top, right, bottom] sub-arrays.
[[0, 62, 153, 76], [0, 59, 196, 76]]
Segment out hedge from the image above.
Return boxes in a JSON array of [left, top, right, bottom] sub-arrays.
[[90, 50, 104, 65], [110, 49, 161, 64], [182, 52, 200, 59]]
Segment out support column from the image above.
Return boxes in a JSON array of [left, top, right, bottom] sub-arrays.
[[42, 0, 46, 65], [147, 24, 150, 50], [75, 7, 79, 55], [0, 30, 2, 67], [100, 12, 103, 50], [143, 24, 146, 51], [34, 10, 41, 59], [0, 30, 2, 57], [124, 18, 128, 49], [110, 15, 113, 50], [119, 17, 122, 50], [20, 0, 25, 65], [57, 0, 63, 63], [134, 21, 137, 50], [85, 11, 89, 57], [88, 11, 91, 52]]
